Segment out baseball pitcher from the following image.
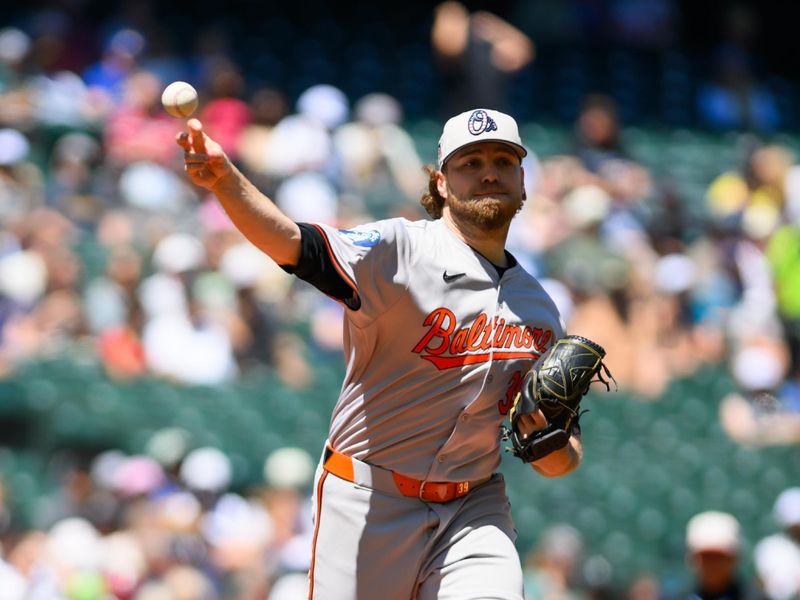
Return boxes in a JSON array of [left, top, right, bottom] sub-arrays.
[[178, 107, 611, 599]]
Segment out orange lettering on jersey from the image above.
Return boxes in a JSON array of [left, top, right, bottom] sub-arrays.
[[449, 329, 469, 355], [498, 370, 523, 414], [412, 309, 553, 370], [480, 319, 494, 350], [466, 313, 486, 351], [500, 325, 520, 348], [412, 307, 455, 356], [522, 327, 533, 347], [492, 318, 507, 347]]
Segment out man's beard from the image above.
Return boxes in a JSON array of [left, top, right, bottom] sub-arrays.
[[446, 190, 523, 231]]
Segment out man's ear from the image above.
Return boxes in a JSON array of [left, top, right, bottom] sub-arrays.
[[520, 167, 526, 200], [436, 170, 448, 199]]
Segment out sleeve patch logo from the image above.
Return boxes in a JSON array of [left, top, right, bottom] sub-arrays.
[[339, 229, 381, 247]]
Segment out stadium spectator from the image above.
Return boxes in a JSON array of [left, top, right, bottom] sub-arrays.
[[696, 3, 779, 133], [696, 44, 779, 133], [431, 1, 534, 116], [198, 58, 251, 160], [767, 222, 800, 381], [681, 511, 760, 600], [333, 92, 426, 219], [717, 330, 800, 446], [572, 94, 629, 174], [522, 523, 587, 600], [82, 28, 145, 105], [235, 85, 289, 187], [0, 128, 43, 226], [753, 487, 800, 600], [104, 69, 179, 167], [0, 27, 33, 129]]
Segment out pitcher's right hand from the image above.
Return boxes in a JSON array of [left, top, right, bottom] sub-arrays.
[[176, 118, 233, 190]]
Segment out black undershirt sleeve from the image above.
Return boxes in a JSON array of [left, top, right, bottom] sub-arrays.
[[280, 223, 361, 310]]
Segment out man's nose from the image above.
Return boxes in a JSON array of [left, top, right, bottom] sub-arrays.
[[481, 168, 499, 182]]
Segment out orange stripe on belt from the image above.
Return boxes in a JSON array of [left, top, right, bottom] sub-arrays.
[[323, 446, 488, 503]]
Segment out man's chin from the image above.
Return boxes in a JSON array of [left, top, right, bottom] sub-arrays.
[[470, 194, 508, 203], [454, 201, 516, 230], [446, 191, 523, 230]]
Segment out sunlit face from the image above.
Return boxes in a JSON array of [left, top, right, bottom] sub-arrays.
[[438, 142, 525, 231]]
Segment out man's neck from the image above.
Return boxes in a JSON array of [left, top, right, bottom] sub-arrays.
[[442, 210, 510, 266]]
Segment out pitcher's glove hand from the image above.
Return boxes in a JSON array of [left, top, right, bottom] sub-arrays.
[[505, 335, 614, 463]]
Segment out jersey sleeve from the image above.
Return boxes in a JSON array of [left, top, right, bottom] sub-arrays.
[[282, 223, 361, 309], [304, 220, 407, 321]]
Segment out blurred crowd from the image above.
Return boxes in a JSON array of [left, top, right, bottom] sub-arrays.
[[0, 0, 799, 598], [0, 2, 796, 409], [521, 490, 800, 600], [0, 433, 318, 599], [0, 22, 430, 389]]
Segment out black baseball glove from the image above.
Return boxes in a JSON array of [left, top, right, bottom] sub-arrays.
[[505, 335, 614, 463]]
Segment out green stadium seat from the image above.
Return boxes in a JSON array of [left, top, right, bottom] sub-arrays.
[[637, 507, 669, 541], [601, 530, 635, 564], [576, 505, 610, 539]]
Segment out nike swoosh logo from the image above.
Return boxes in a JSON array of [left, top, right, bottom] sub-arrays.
[[443, 271, 466, 283]]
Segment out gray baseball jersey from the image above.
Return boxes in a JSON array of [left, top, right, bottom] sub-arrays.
[[304, 216, 564, 599], [318, 216, 562, 477]]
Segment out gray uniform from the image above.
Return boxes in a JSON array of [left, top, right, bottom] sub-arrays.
[[307, 216, 563, 599]]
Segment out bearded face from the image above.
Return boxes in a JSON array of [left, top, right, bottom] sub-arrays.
[[438, 142, 526, 232], [444, 187, 524, 231]]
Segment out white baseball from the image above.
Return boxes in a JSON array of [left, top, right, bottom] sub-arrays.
[[161, 81, 199, 118]]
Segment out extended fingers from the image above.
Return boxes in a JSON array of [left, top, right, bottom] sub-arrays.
[[176, 131, 191, 152], [177, 119, 227, 189], [187, 118, 207, 153]]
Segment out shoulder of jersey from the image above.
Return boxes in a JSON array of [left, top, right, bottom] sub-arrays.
[[402, 217, 442, 238], [335, 216, 420, 248], [379, 217, 434, 239], [403, 217, 430, 230], [400, 217, 442, 246]]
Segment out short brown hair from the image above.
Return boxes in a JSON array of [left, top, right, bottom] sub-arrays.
[[419, 165, 445, 219]]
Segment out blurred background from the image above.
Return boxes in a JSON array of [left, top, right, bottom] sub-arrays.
[[0, 0, 799, 598]]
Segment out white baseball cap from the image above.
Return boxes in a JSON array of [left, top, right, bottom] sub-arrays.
[[437, 108, 527, 168], [773, 487, 800, 528], [686, 511, 741, 554]]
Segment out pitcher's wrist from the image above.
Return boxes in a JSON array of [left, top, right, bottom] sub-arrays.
[[209, 165, 238, 194]]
